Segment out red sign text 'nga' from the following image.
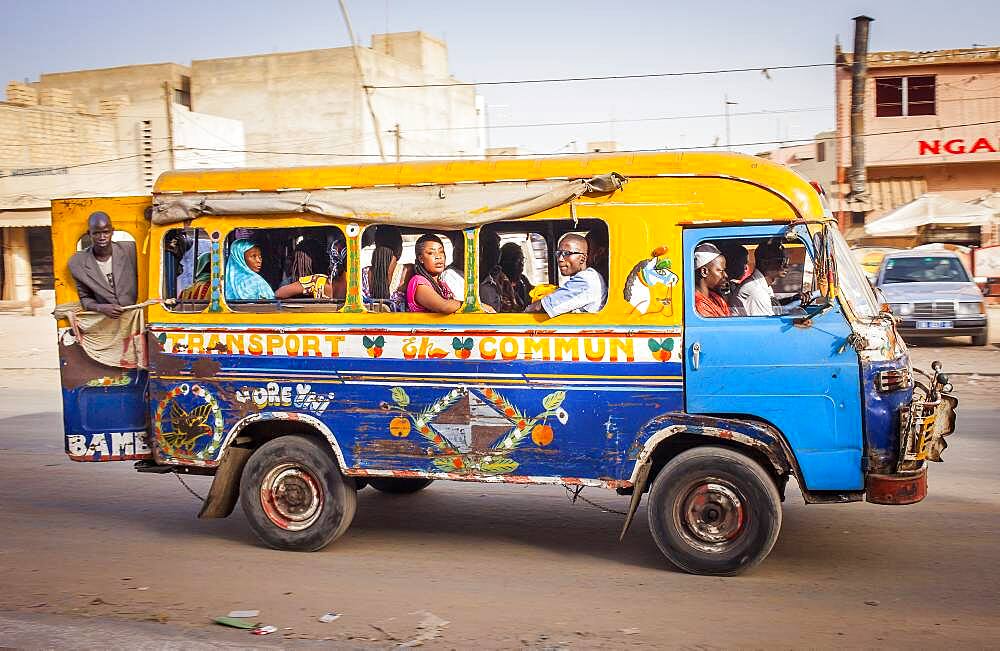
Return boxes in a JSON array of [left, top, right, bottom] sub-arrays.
[[918, 137, 999, 155]]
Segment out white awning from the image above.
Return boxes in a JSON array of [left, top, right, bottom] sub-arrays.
[[0, 209, 51, 228], [864, 194, 995, 236]]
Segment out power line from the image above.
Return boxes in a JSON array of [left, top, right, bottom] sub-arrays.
[[366, 63, 835, 89], [180, 118, 1000, 159]]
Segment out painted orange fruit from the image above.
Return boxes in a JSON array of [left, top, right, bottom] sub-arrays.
[[389, 416, 410, 437], [531, 424, 554, 446]]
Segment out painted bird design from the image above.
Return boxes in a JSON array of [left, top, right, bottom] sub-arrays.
[[165, 401, 214, 452]]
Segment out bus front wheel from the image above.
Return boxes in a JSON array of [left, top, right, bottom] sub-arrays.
[[240, 435, 357, 551], [647, 446, 781, 576]]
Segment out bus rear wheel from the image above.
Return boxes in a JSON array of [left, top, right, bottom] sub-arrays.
[[240, 435, 357, 551], [647, 446, 781, 576], [368, 477, 434, 494]]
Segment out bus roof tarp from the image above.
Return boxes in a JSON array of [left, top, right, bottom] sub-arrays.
[[151, 173, 626, 229]]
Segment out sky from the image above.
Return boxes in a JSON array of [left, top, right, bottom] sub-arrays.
[[2, 0, 998, 158]]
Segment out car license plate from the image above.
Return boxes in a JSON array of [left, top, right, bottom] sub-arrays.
[[916, 320, 953, 329]]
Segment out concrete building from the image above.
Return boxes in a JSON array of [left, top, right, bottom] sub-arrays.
[[1, 30, 477, 305], [192, 31, 482, 166], [757, 131, 837, 199], [833, 45, 1000, 243]]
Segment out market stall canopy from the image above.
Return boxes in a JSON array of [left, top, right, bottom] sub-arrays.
[[864, 194, 995, 236], [151, 173, 626, 230]]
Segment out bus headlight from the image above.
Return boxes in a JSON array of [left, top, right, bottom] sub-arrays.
[[957, 302, 985, 315], [890, 302, 914, 316]]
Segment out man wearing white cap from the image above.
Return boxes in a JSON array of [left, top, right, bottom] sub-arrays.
[[693, 243, 730, 318]]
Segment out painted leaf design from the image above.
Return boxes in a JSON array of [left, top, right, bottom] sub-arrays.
[[391, 387, 410, 407], [655, 258, 671, 270], [374, 335, 385, 347], [480, 457, 519, 474], [664, 339, 675, 351], [542, 390, 566, 411], [432, 456, 465, 472], [647, 339, 661, 352], [363, 335, 374, 348]]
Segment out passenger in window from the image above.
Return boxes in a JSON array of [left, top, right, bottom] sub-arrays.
[[275, 238, 348, 300], [178, 252, 211, 301], [525, 234, 606, 316], [730, 239, 788, 317], [478, 230, 503, 312], [499, 243, 534, 309], [363, 226, 411, 312], [408, 234, 495, 314], [281, 237, 327, 286], [718, 242, 750, 285], [693, 243, 730, 318], [225, 239, 275, 301]]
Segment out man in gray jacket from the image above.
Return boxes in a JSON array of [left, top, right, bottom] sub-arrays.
[[68, 211, 137, 318]]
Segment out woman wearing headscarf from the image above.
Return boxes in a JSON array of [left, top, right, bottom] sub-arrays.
[[406, 234, 496, 314], [178, 251, 211, 301], [225, 239, 275, 302], [362, 226, 410, 312], [275, 237, 347, 300], [693, 242, 730, 318]]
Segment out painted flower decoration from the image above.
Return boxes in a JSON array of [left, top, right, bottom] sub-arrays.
[[556, 407, 569, 425], [451, 336, 474, 359], [363, 335, 385, 358]]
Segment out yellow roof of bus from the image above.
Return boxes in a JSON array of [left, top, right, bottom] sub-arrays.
[[153, 151, 825, 222]]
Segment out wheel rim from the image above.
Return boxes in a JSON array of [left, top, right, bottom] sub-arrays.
[[673, 479, 746, 553], [260, 463, 324, 531]]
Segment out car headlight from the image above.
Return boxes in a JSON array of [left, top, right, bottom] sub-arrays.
[[957, 302, 985, 315], [890, 302, 914, 316]]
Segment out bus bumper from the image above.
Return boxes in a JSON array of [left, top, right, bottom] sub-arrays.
[[865, 468, 927, 505]]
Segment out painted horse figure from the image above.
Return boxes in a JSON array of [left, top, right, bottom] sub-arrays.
[[624, 246, 678, 315]]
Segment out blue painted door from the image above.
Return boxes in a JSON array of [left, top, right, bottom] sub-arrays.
[[682, 225, 863, 491]]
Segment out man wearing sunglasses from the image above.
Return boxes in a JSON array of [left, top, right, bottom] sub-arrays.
[[730, 239, 789, 317], [525, 233, 607, 317]]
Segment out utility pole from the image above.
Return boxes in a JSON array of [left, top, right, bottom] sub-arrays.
[[162, 81, 176, 170], [848, 15, 874, 219], [724, 95, 738, 150], [389, 123, 401, 161], [338, 0, 387, 162]]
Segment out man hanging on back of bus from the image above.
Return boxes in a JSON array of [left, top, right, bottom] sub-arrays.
[[68, 211, 137, 319], [524, 233, 606, 317]]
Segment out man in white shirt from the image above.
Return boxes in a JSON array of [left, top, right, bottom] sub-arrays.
[[525, 234, 607, 317], [730, 239, 788, 317]]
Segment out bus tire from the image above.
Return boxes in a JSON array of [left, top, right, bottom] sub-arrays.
[[240, 435, 357, 552], [647, 445, 781, 576], [368, 478, 434, 494]]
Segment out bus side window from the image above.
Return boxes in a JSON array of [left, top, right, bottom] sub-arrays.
[[223, 226, 346, 312], [360, 225, 464, 313], [163, 228, 210, 313], [479, 218, 608, 314], [696, 237, 813, 319]]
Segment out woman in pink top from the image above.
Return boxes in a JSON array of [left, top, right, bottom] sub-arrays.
[[406, 234, 495, 314]]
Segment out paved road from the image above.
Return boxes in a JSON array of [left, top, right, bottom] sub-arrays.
[[1, 359, 998, 648]]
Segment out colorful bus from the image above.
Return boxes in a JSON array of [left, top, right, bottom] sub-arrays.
[[51, 152, 957, 575]]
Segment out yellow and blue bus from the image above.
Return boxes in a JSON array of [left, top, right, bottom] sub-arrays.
[[51, 152, 957, 575]]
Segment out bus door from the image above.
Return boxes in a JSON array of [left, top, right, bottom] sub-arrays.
[[51, 197, 152, 462], [681, 224, 864, 491]]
